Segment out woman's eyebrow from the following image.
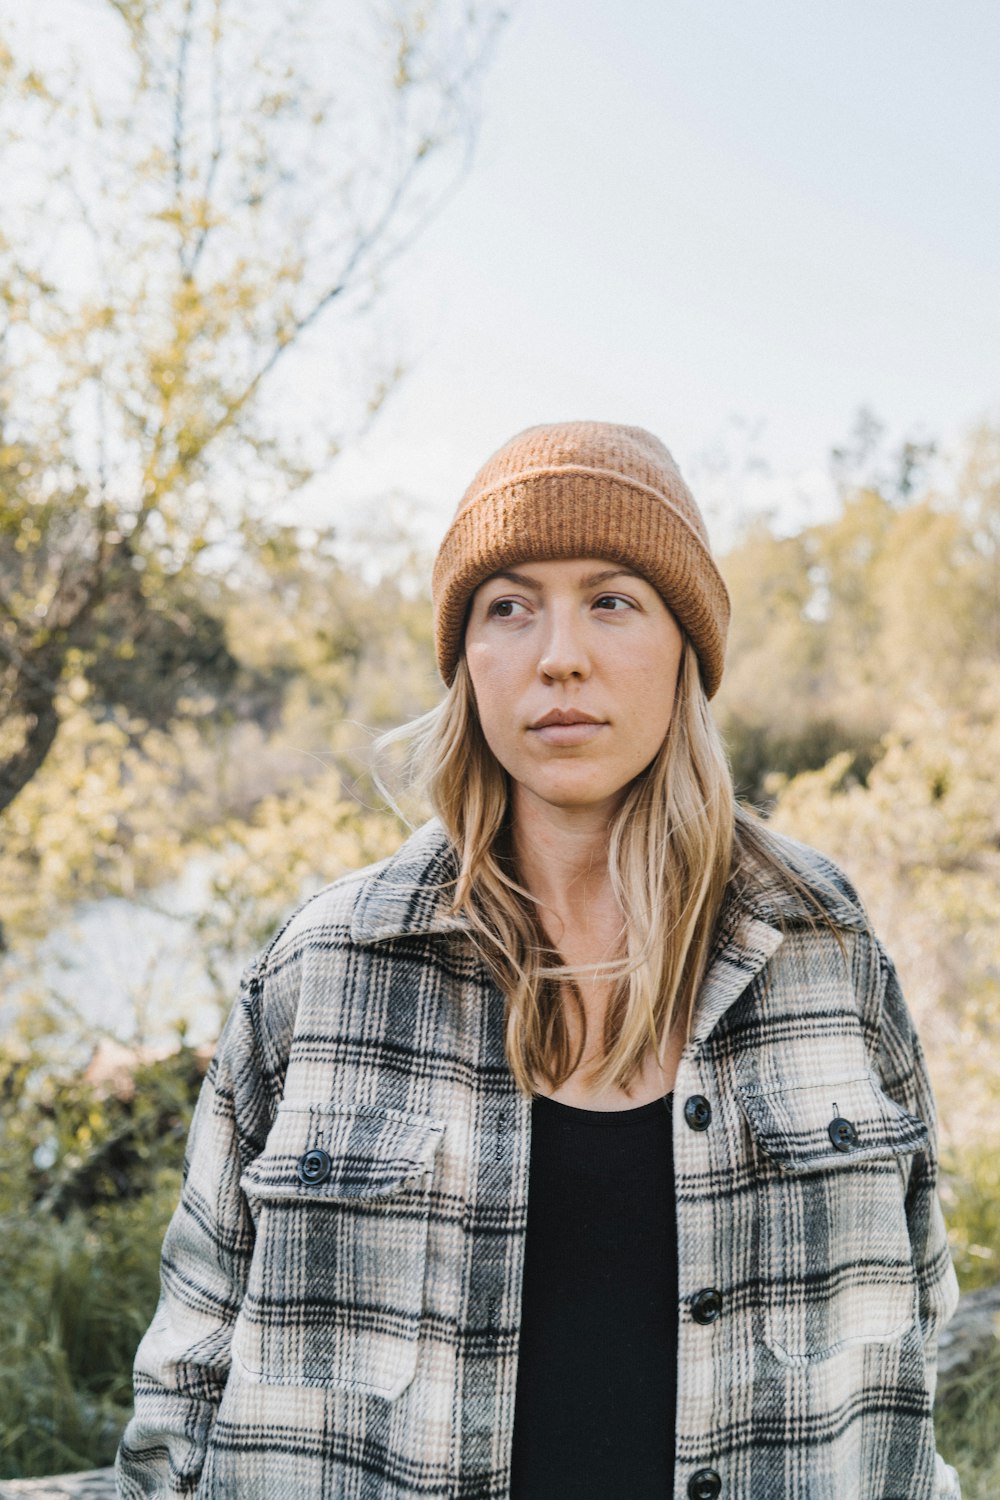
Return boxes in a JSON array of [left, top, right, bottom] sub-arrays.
[[487, 567, 641, 591], [580, 567, 642, 588], [487, 569, 542, 590]]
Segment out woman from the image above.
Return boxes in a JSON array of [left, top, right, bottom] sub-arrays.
[[117, 422, 961, 1499]]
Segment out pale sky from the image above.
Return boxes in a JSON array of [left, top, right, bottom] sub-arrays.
[[304, 0, 1000, 551], [9, 1, 999, 553]]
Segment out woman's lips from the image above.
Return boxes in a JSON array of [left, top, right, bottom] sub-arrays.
[[528, 721, 607, 746]]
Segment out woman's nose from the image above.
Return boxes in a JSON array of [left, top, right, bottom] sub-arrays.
[[537, 605, 590, 681]]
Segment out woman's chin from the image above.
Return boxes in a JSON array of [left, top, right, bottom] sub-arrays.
[[516, 778, 629, 820]]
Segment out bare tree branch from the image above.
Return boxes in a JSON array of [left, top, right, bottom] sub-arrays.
[[186, 0, 226, 280], [173, 0, 196, 269]]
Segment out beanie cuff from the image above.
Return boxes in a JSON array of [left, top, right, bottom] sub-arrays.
[[431, 468, 729, 697]]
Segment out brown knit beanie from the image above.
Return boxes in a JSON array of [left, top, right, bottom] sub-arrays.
[[431, 420, 730, 697]]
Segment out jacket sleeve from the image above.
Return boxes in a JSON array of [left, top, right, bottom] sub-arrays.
[[115, 959, 286, 1498], [874, 940, 963, 1500]]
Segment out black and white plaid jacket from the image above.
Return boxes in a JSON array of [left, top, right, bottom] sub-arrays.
[[116, 818, 961, 1499]]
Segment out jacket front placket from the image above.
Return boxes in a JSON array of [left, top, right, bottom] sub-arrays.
[[670, 903, 785, 1492], [450, 958, 532, 1500]]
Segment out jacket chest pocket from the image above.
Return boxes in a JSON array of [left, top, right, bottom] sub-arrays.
[[738, 1071, 928, 1367], [235, 1102, 446, 1399]]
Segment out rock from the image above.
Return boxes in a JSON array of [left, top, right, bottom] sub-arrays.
[[0, 1472, 116, 1500], [936, 1279, 1000, 1379]]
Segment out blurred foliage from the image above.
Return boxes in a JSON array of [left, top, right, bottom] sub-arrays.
[[942, 1144, 1000, 1294], [192, 770, 414, 991], [0, 522, 438, 954], [0, 1043, 203, 1476], [716, 418, 1000, 805]]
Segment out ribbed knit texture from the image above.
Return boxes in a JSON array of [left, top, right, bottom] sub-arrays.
[[431, 421, 730, 696]]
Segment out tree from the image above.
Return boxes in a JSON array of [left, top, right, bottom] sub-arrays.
[[0, 0, 503, 811], [0, 516, 442, 959], [716, 413, 1000, 799]]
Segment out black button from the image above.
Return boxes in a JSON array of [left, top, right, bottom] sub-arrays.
[[684, 1094, 712, 1131], [297, 1148, 332, 1184], [828, 1117, 859, 1152], [688, 1469, 722, 1500], [691, 1287, 723, 1324]]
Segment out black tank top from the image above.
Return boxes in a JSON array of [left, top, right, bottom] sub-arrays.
[[509, 1091, 678, 1499]]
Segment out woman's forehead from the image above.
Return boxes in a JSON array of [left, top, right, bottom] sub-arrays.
[[478, 559, 648, 590]]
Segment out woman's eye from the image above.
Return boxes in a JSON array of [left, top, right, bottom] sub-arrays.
[[487, 598, 525, 618], [594, 594, 632, 611]]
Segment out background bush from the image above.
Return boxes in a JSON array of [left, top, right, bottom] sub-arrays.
[[0, 1048, 201, 1476]]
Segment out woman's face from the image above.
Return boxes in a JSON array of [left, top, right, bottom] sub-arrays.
[[464, 557, 684, 823]]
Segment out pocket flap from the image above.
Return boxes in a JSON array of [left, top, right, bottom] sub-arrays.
[[738, 1071, 928, 1173], [241, 1101, 447, 1202]]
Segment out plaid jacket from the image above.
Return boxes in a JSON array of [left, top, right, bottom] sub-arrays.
[[116, 818, 962, 1499]]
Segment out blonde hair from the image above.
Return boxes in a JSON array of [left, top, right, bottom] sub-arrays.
[[379, 638, 843, 1099]]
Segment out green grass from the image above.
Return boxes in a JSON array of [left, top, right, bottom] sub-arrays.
[[935, 1341, 1000, 1500], [933, 1143, 1000, 1495], [0, 1044, 193, 1479], [0, 1188, 177, 1478], [941, 1144, 1000, 1292]]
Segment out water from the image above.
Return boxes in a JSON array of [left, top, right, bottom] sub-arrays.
[[3, 852, 246, 1063]]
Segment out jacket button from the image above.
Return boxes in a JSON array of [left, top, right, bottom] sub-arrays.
[[691, 1287, 723, 1324], [688, 1469, 722, 1499], [683, 1094, 712, 1131], [297, 1148, 332, 1184], [828, 1117, 859, 1152]]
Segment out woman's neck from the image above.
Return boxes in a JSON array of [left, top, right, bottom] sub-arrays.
[[511, 790, 621, 940]]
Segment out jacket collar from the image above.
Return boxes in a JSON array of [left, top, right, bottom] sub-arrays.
[[688, 828, 870, 1040], [689, 904, 785, 1043], [350, 819, 866, 1040], [350, 819, 471, 944]]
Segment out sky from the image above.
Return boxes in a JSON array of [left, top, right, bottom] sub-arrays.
[[304, 0, 1000, 551]]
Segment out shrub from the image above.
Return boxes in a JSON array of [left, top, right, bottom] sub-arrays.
[[0, 1046, 200, 1477]]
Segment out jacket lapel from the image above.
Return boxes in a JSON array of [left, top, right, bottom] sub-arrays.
[[350, 819, 470, 944], [690, 904, 785, 1044], [690, 830, 871, 1044]]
